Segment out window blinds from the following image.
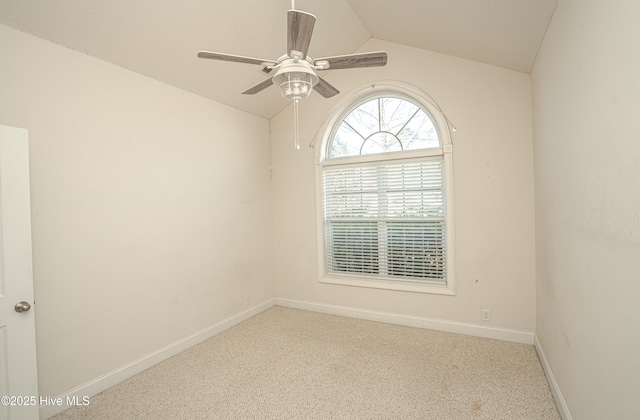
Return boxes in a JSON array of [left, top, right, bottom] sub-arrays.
[[323, 157, 446, 283]]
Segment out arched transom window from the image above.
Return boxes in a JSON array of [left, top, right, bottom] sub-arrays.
[[316, 84, 455, 295], [329, 97, 440, 158]]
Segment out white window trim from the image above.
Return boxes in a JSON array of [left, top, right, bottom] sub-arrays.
[[314, 81, 456, 295]]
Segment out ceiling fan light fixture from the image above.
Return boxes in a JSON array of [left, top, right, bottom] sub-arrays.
[[273, 67, 318, 101], [278, 73, 313, 100], [272, 65, 318, 150]]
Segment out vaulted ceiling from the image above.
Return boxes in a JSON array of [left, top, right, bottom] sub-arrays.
[[0, 0, 557, 119]]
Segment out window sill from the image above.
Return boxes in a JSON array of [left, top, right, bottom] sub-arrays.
[[319, 274, 456, 295]]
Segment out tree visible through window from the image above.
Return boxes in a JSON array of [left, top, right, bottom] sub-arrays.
[[329, 97, 439, 158], [320, 92, 454, 292]]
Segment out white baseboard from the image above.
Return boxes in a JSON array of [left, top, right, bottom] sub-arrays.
[[534, 335, 572, 420], [40, 298, 276, 419], [275, 298, 534, 344], [41, 297, 536, 419]]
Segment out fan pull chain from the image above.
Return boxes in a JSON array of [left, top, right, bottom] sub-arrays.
[[293, 98, 301, 149]]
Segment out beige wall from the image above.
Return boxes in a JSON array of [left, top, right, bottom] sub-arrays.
[[532, 0, 640, 418], [271, 39, 536, 332], [0, 24, 274, 398]]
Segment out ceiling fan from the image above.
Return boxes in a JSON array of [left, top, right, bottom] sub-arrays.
[[197, 0, 388, 149]]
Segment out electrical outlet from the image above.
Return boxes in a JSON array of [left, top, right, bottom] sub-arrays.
[[244, 294, 252, 307], [482, 309, 491, 322]]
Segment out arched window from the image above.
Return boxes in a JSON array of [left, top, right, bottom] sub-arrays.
[[329, 97, 439, 157], [315, 82, 455, 294]]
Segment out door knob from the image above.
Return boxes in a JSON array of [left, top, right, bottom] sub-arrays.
[[15, 301, 31, 313]]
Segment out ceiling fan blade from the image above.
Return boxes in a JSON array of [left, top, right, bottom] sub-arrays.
[[198, 51, 276, 67], [242, 78, 274, 95], [314, 51, 388, 70], [314, 77, 340, 98], [287, 10, 316, 58]]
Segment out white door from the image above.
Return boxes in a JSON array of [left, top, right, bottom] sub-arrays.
[[0, 125, 39, 420]]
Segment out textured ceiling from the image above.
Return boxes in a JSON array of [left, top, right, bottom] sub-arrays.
[[0, 0, 557, 119]]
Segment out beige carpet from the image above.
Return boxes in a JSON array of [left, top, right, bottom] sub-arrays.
[[53, 307, 560, 419]]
